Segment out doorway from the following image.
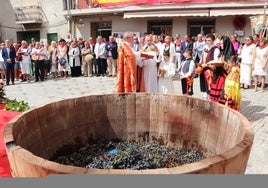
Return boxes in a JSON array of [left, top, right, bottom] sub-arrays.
[[17, 31, 40, 44], [91, 22, 112, 42], [148, 20, 172, 36], [188, 19, 215, 37], [47, 33, 58, 45]]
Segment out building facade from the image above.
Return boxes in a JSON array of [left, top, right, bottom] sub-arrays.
[[0, 0, 267, 44], [0, 0, 68, 44]]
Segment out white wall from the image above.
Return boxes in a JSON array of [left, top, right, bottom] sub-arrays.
[[113, 17, 147, 34], [0, 0, 69, 43], [215, 16, 252, 43], [172, 18, 188, 37], [0, 0, 21, 42], [74, 15, 255, 42], [74, 16, 148, 40], [39, 0, 69, 42]]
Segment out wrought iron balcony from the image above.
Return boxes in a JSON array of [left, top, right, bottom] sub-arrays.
[[15, 5, 43, 24]]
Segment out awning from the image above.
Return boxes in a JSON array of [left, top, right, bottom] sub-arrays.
[[123, 10, 210, 19], [209, 8, 265, 16], [123, 7, 265, 18]]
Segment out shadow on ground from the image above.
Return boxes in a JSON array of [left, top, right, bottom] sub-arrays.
[[239, 100, 267, 122]]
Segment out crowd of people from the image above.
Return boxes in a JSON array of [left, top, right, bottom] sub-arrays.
[[116, 31, 267, 111], [0, 31, 267, 111], [0, 35, 119, 85]]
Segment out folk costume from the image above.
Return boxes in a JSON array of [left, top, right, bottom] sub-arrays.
[[209, 36, 235, 102], [221, 65, 241, 110], [179, 57, 195, 95], [116, 41, 137, 93], [199, 45, 220, 96], [160, 41, 176, 64]]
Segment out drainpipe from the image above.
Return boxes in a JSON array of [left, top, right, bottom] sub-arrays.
[[65, 10, 73, 38]]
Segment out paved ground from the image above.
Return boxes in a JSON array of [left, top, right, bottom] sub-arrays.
[[3, 73, 268, 174]]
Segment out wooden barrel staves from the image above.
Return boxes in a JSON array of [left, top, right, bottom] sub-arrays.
[[4, 93, 254, 177]]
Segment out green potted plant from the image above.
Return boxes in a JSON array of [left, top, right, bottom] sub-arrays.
[[0, 83, 30, 112]]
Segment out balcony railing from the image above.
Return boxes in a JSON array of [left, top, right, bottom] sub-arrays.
[[15, 5, 43, 24]]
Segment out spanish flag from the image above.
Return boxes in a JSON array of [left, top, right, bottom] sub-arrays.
[[92, 0, 263, 8], [92, 0, 190, 8], [92, 0, 141, 8]]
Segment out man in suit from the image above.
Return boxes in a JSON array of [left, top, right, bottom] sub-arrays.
[[2, 40, 16, 85], [132, 36, 141, 52], [105, 35, 118, 77], [180, 34, 194, 61]]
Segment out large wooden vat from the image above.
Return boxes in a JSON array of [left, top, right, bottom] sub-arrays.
[[4, 93, 254, 177]]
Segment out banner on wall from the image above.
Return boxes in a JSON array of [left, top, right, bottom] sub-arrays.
[[92, 0, 267, 8], [250, 14, 268, 37]]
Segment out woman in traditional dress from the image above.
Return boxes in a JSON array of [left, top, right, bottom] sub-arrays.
[[220, 55, 241, 110], [209, 36, 235, 102]]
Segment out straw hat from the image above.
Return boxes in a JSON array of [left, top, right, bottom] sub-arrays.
[[85, 54, 93, 62]]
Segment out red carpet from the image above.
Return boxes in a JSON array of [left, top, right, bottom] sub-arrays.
[[0, 105, 20, 178]]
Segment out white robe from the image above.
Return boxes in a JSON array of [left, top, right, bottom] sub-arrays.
[[158, 60, 175, 94], [137, 53, 158, 93]]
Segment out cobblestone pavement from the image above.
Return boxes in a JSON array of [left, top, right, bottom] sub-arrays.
[[4, 73, 268, 174]]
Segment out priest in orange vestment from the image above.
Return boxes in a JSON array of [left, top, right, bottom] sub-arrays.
[[116, 32, 137, 92]]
